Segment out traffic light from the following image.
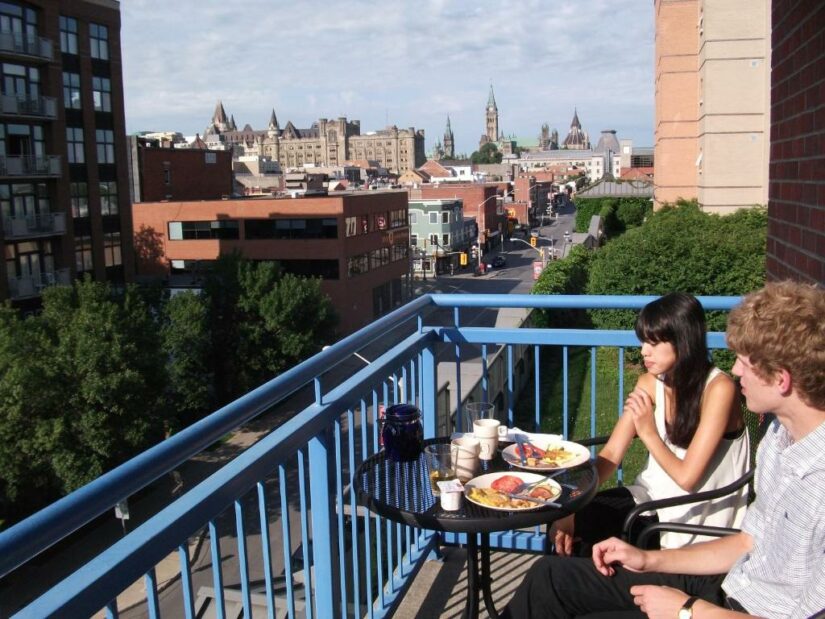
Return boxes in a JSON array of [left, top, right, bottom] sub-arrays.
[[471, 246, 478, 260], [530, 236, 537, 247], [460, 252, 468, 266]]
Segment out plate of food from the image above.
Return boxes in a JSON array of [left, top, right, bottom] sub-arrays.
[[502, 439, 591, 471], [464, 472, 562, 512]]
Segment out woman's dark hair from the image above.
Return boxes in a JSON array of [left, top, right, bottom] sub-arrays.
[[635, 292, 711, 448]]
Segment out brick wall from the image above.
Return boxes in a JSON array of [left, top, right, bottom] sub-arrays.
[[768, 1, 825, 283]]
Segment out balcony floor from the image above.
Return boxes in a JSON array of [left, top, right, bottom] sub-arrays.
[[395, 546, 541, 619]]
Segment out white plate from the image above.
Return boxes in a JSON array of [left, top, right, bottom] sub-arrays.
[[464, 472, 562, 512], [502, 439, 591, 471]]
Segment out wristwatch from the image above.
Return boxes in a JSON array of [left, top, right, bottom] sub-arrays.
[[678, 596, 699, 619]]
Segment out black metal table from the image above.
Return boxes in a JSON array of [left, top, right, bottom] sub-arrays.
[[355, 437, 599, 618]]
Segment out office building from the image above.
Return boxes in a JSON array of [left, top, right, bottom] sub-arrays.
[[132, 191, 409, 335]]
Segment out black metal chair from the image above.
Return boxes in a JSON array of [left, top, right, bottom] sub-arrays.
[[574, 411, 773, 549]]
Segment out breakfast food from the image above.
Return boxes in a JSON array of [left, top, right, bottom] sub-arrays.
[[516, 442, 577, 468], [467, 487, 535, 509], [490, 474, 524, 494], [467, 475, 561, 510]]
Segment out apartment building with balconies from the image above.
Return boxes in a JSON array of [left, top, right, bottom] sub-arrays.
[[0, 0, 132, 307]]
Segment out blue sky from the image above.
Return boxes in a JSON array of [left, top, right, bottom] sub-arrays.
[[121, 0, 654, 155]]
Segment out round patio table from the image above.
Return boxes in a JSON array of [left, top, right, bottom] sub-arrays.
[[355, 437, 598, 618]]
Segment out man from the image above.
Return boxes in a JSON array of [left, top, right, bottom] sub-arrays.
[[503, 281, 825, 618]]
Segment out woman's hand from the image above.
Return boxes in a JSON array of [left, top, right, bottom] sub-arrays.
[[625, 387, 657, 444], [551, 514, 576, 557]]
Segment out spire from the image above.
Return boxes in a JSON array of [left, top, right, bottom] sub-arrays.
[[212, 100, 228, 125], [571, 108, 581, 129], [487, 83, 497, 110], [268, 108, 279, 130], [229, 114, 237, 131], [446, 115, 452, 132]]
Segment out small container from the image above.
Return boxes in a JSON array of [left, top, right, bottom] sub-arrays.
[[437, 479, 464, 511], [381, 404, 424, 462]]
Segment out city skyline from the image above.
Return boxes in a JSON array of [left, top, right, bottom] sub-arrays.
[[121, 0, 655, 155]]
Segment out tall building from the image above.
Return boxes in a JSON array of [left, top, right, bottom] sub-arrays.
[[654, 0, 770, 212], [479, 84, 500, 149], [442, 115, 454, 159], [0, 0, 132, 306], [203, 101, 425, 175]]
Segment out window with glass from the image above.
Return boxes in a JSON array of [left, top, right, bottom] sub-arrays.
[[441, 212, 450, 224], [100, 181, 117, 215], [95, 129, 114, 163], [90, 23, 108, 60], [347, 253, 369, 277], [408, 212, 417, 225], [244, 217, 337, 240], [390, 208, 406, 228], [59, 16, 78, 54], [442, 233, 450, 246], [66, 127, 84, 163], [429, 233, 438, 246], [345, 216, 357, 237], [3, 63, 39, 102], [429, 212, 438, 224], [410, 234, 418, 246], [63, 72, 81, 109], [0, 4, 37, 49], [69, 182, 88, 217], [103, 232, 121, 267], [75, 234, 93, 273], [168, 220, 239, 240], [91, 76, 110, 112]]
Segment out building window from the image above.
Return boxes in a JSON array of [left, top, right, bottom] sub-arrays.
[[59, 16, 78, 54], [66, 127, 84, 164], [429, 233, 438, 247], [100, 181, 117, 215], [70, 182, 88, 217], [96, 129, 114, 163], [442, 233, 450, 246], [429, 212, 437, 224], [345, 216, 357, 237], [168, 220, 240, 240], [90, 23, 109, 61], [92, 76, 111, 112], [347, 253, 369, 277], [410, 234, 418, 246], [75, 234, 93, 272], [103, 232, 121, 267], [63, 72, 81, 109], [441, 212, 450, 224], [408, 212, 417, 225]]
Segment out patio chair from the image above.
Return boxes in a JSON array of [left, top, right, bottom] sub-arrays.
[[573, 411, 773, 550]]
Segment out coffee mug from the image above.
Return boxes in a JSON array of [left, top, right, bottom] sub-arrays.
[[473, 418, 500, 460], [450, 436, 480, 482]]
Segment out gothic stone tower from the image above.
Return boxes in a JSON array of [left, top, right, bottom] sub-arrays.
[[485, 84, 499, 143], [443, 115, 455, 159]]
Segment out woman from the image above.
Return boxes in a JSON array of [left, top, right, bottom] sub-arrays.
[[553, 293, 750, 555]]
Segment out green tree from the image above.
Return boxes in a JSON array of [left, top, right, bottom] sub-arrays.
[[162, 291, 213, 431], [203, 254, 339, 403], [586, 200, 767, 334], [470, 142, 503, 164], [0, 280, 168, 520]]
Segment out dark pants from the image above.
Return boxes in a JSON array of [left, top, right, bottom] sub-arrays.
[[501, 556, 726, 618], [555, 487, 659, 556]]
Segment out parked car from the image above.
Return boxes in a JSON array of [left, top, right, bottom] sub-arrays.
[[491, 256, 506, 268]]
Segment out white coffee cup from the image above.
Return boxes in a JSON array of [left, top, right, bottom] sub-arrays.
[[451, 436, 480, 482], [473, 419, 500, 460], [497, 424, 509, 439]]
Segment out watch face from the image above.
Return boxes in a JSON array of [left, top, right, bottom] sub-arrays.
[[678, 608, 692, 619]]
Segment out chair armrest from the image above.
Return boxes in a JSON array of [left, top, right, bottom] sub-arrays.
[[622, 469, 754, 541], [574, 435, 609, 448], [636, 522, 741, 548]]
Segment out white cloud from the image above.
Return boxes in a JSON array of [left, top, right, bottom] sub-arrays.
[[121, 0, 654, 152]]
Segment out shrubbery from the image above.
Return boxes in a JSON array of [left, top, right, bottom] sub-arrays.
[[574, 196, 652, 237], [532, 245, 593, 327]]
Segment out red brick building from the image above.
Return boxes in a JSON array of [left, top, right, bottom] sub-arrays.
[[767, 1, 825, 283], [127, 137, 233, 202], [1, 0, 134, 305], [132, 191, 410, 335]]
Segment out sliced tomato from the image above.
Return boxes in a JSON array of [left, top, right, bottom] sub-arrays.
[[490, 475, 524, 494]]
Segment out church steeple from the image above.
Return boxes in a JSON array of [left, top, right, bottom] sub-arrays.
[[443, 115, 455, 159], [486, 84, 497, 111]]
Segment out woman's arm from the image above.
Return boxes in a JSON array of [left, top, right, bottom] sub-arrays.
[[595, 386, 642, 484], [629, 372, 738, 492]]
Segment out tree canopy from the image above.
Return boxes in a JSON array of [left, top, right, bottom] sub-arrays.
[[471, 142, 503, 164]]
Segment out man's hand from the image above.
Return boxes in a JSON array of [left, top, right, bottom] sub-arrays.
[[552, 514, 575, 557], [630, 585, 690, 619], [592, 537, 649, 576]]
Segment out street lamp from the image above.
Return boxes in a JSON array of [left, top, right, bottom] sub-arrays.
[[472, 190, 509, 270]]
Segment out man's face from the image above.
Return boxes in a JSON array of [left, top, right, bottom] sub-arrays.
[[732, 354, 779, 414]]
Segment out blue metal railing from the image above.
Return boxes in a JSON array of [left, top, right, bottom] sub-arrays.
[[0, 294, 740, 618]]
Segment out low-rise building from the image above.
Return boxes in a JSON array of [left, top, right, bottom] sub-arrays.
[[132, 191, 410, 336], [408, 199, 475, 277]]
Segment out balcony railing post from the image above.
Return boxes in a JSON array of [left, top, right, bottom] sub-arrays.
[[308, 428, 341, 619], [421, 345, 438, 437]]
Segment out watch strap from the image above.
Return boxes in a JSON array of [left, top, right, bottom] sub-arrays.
[[681, 596, 699, 615]]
